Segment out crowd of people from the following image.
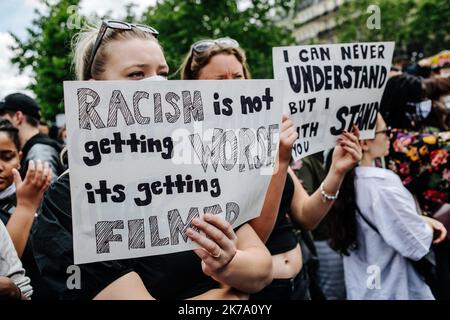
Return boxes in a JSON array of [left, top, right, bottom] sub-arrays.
[[0, 20, 449, 300]]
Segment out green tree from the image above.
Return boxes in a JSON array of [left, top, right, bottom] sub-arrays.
[[407, 0, 450, 56], [335, 0, 416, 57], [9, 0, 82, 120], [335, 0, 450, 59], [141, 0, 296, 79]]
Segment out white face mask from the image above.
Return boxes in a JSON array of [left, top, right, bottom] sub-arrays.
[[415, 99, 432, 119], [140, 75, 168, 82], [445, 95, 450, 110]]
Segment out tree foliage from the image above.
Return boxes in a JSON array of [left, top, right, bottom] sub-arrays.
[[335, 0, 450, 59]]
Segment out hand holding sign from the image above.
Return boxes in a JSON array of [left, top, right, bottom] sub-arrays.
[[279, 114, 298, 164], [187, 213, 238, 276], [331, 125, 362, 176]]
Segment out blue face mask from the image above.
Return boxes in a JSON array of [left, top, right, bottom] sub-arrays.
[[140, 75, 167, 81]]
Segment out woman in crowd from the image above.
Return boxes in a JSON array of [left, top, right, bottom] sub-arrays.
[[327, 113, 447, 299], [180, 37, 362, 299], [422, 76, 450, 131], [0, 119, 52, 299], [32, 21, 273, 300]]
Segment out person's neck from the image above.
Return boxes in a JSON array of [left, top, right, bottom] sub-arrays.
[[20, 126, 39, 148], [359, 153, 374, 167]]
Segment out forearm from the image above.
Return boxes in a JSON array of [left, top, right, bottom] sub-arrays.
[[292, 166, 345, 230], [212, 247, 273, 294], [6, 204, 36, 258], [249, 159, 289, 242]]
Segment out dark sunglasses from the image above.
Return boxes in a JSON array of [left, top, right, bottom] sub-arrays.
[[375, 127, 392, 136], [88, 20, 159, 76], [191, 37, 239, 53]]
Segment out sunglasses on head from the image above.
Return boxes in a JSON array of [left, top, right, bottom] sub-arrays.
[[88, 20, 159, 76], [191, 37, 239, 53]]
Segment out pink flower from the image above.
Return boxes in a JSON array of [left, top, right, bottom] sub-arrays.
[[430, 149, 448, 167], [443, 168, 450, 182]]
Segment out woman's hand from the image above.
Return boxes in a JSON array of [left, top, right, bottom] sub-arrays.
[[14, 160, 52, 211], [331, 125, 362, 176], [422, 216, 447, 244], [278, 114, 298, 164], [186, 213, 238, 277]]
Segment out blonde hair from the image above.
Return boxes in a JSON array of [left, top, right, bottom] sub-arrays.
[[180, 45, 251, 80], [72, 23, 159, 80]]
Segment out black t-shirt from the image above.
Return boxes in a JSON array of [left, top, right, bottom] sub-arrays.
[[32, 173, 220, 300], [265, 173, 298, 255]]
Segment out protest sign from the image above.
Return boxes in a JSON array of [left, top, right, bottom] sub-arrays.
[[273, 42, 395, 159], [64, 80, 284, 264]]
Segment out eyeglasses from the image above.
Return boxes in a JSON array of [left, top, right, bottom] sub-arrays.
[[191, 37, 239, 53], [88, 20, 159, 76], [375, 127, 392, 136]]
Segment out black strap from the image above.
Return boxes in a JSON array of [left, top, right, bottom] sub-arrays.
[[355, 205, 380, 234]]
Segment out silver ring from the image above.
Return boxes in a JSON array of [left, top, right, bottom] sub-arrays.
[[211, 248, 222, 258]]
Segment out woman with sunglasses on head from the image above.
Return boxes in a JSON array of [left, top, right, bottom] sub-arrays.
[[180, 38, 362, 299], [326, 113, 447, 299], [32, 21, 273, 300]]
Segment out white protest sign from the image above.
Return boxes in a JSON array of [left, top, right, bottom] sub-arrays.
[[273, 42, 395, 159], [64, 80, 284, 264]]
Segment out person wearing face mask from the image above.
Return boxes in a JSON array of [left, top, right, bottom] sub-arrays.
[[180, 38, 362, 300], [32, 21, 273, 300], [422, 77, 450, 131]]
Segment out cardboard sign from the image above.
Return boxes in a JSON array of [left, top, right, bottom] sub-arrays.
[[273, 42, 395, 159], [64, 80, 284, 264]]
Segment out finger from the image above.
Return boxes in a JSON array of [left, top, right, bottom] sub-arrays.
[[342, 131, 359, 144], [40, 166, 52, 189], [342, 146, 362, 162], [282, 114, 289, 122], [192, 217, 233, 251], [193, 248, 221, 270], [193, 247, 209, 260], [281, 126, 296, 139], [33, 160, 44, 184], [204, 213, 237, 242], [351, 124, 361, 139], [186, 227, 222, 256], [433, 226, 447, 244], [281, 119, 294, 132], [287, 131, 298, 143], [25, 160, 36, 182], [12, 168, 22, 188], [37, 162, 50, 186], [339, 139, 359, 152]]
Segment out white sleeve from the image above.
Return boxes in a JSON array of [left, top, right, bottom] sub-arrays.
[[370, 184, 433, 261], [0, 220, 33, 298]]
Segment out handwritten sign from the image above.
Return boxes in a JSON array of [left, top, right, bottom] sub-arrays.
[[64, 80, 284, 264], [273, 42, 395, 159]]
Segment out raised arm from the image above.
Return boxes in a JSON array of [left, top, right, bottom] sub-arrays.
[[249, 114, 298, 242], [290, 127, 362, 230], [6, 160, 52, 257]]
